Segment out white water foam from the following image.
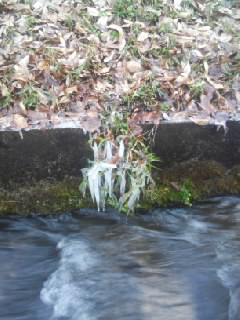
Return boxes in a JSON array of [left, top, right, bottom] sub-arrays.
[[216, 237, 240, 320], [217, 265, 240, 320], [40, 238, 98, 320]]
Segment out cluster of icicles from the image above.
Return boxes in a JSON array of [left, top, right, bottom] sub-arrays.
[[81, 139, 152, 213]]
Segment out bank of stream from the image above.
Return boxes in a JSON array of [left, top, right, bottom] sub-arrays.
[[0, 196, 240, 320]]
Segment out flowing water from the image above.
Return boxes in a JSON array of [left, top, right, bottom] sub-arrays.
[[1, 197, 240, 320]]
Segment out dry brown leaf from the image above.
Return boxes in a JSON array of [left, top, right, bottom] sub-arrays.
[[37, 60, 49, 71], [0, 82, 9, 96], [65, 86, 78, 95], [12, 114, 28, 129], [126, 60, 142, 73], [199, 85, 216, 113], [191, 112, 212, 125], [79, 115, 101, 132], [27, 111, 48, 120], [13, 55, 31, 82], [107, 24, 126, 52]]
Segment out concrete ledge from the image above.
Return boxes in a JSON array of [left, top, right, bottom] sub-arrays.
[[152, 120, 240, 169], [0, 128, 91, 187], [1, 121, 240, 186], [0, 120, 240, 214]]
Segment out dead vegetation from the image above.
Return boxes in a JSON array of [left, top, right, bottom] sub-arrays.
[[0, 0, 239, 131]]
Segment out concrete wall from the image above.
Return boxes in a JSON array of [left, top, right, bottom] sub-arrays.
[[0, 120, 240, 188]]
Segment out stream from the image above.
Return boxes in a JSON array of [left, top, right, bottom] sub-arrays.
[[0, 196, 240, 320]]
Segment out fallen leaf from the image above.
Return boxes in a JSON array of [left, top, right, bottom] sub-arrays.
[[137, 32, 150, 42], [97, 16, 109, 31], [174, 0, 183, 10], [13, 55, 31, 82], [126, 60, 142, 73], [37, 60, 49, 71], [79, 115, 101, 132], [107, 24, 126, 52], [27, 111, 48, 120], [0, 82, 9, 96], [87, 7, 99, 16], [12, 114, 28, 128]]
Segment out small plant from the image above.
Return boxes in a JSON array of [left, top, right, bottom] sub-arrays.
[[113, 0, 159, 23], [19, 85, 39, 110], [80, 105, 159, 214], [161, 102, 170, 112], [110, 30, 119, 41], [168, 9, 179, 19], [157, 22, 172, 34], [142, 179, 198, 207], [113, 0, 136, 19], [67, 66, 84, 82], [189, 81, 205, 100], [64, 16, 75, 30], [44, 48, 60, 64], [25, 16, 37, 29], [124, 77, 163, 109], [126, 36, 139, 57], [130, 23, 143, 35], [0, 93, 12, 110], [6, 26, 16, 39], [149, 47, 170, 58]]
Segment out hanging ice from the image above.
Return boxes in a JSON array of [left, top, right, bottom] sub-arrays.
[[105, 141, 112, 160], [87, 161, 116, 211], [93, 142, 99, 160], [119, 169, 126, 195], [119, 140, 125, 159], [105, 168, 113, 198]]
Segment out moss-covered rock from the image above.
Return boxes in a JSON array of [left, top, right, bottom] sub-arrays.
[[1, 160, 240, 215], [139, 160, 240, 209], [0, 177, 94, 216]]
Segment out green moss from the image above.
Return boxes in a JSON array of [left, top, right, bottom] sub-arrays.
[[139, 178, 199, 209], [162, 160, 225, 184], [0, 178, 93, 216], [138, 160, 240, 210], [1, 161, 240, 216]]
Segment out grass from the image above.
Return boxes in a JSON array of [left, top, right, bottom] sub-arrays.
[[189, 82, 205, 100], [113, 0, 159, 23], [125, 36, 139, 57], [156, 22, 172, 34], [44, 48, 60, 64], [25, 16, 37, 29], [6, 26, 16, 39], [68, 66, 84, 82], [123, 77, 164, 109], [64, 16, 75, 30], [19, 85, 39, 110], [0, 94, 12, 110]]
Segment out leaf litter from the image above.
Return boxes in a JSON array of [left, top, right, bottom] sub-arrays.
[[0, 0, 239, 132]]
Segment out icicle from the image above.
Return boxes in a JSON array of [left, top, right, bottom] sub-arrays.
[[119, 169, 126, 195], [119, 140, 124, 159], [127, 186, 141, 213], [18, 129, 23, 140], [105, 141, 112, 160], [87, 165, 98, 202], [105, 168, 113, 198], [87, 162, 116, 212], [101, 186, 106, 212], [93, 142, 99, 160]]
